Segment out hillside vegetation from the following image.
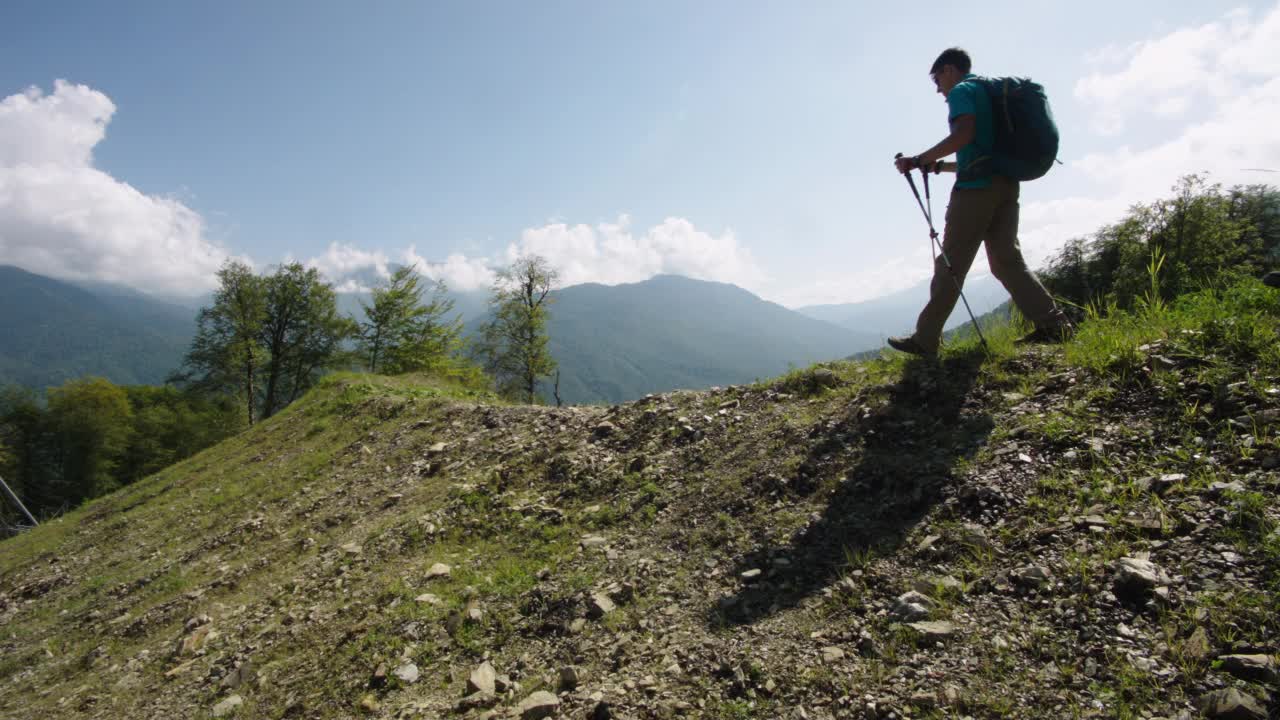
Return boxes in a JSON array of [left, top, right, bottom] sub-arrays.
[[2, 272, 1279, 719]]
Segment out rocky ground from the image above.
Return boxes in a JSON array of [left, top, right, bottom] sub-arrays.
[[1, 342, 1278, 719]]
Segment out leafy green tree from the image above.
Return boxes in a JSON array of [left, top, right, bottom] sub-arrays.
[[360, 265, 464, 375], [0, 386, 56, 516], [476, 255, 559, 403], [1043, 175, 1279, 312], [46, 377, 133, 502], [118, 385, 243, 484], [180, 260, 267, 425], [259, 263, 356, 418]]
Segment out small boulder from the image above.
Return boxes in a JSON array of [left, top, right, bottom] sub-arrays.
[[1197, 687, 1267, 720], [1013, 565, 1053, 590], [518, 690, 561, 720], [559, 665, 581, 690], [212, 695, 243, 718], [425, 563, 451, 579], [467, 661, 496, 695], [1113, 556, 1171, 601], [821, 646, 845, 663], [892, 591, 935, 621], [393, 662, 419, 684], [587, 592, 616, 619], [908, 620, 958, 643], [1217, 654, 1279, 684]]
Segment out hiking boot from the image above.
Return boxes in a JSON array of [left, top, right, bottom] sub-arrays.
[[1016, 323, 1075, 345], [887, 335, 936, 357], [1263, 271, 1280, 288]]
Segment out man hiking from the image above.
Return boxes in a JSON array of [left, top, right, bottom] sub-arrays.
[[888, 47, 1072, 356]]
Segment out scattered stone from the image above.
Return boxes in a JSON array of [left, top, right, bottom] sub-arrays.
[[1197, 687, 1267, 720], [593, 421, 618, 438], [580, 535, 609, 549], [427, 442, 447, 455], [176, 625, 213, 657], [740, 568, 763, 582], [220, 660, 256, 690], [457, 692, 499, 711], [1217, 654, 1279, 684], [393, 662, 419, 684], [959, 523, 995, 551], [1209, 481, 1246, 496], [340, 542, 362, 556], [369, 663, 388, 689], [359, 694, 380, 714], [425, 563, 451, 579], [588, 592, 616, 619], [892, 591, 936, 621], [1013, 565, 1053, 589], [916, 534, 942, 553], [811, 368, 841, 388], [1184, 627, 1213, 661], [517, 690, 561, 720], [559, 665, 581, 690], [467, 661, 496, 695], [1114, 556, 1172, 601], [912, 575, 964, 596], [821, 646, 845, 663], [908, 620, 958, 642], [414, 593, 441, 605], [212, 695, 243, 718], [184, 614, 212, 631]]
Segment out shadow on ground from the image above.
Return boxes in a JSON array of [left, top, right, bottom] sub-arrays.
[[711, 348, 994, 626]]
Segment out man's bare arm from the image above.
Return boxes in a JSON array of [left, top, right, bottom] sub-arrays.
[[917, 114, 975, 166]]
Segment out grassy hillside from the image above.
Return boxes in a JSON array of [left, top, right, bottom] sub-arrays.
[[2, 280, 1278, 719]]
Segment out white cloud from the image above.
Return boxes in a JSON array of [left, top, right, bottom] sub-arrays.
[[403, 246, 495, 291], [303, 215, 764, 298], [0, 80, 230, 295], [507, 214, 767, 289]]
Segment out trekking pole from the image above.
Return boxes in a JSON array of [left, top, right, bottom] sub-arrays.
[[894, 153, 989, 351]]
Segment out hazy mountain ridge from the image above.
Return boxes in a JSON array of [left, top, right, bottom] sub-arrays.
[[1, 267, 880, 403], [0, 265, 196, 390], [796, 273, 1009, 338]]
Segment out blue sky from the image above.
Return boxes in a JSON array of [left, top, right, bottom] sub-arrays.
[[1, 1, 1277, 305]]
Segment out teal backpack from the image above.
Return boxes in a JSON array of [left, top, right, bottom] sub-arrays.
[[966, 76, 1060, 182]]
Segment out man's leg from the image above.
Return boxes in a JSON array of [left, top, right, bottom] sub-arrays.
[[908, 186, 998, 352], [983, 177, 1069, 330]]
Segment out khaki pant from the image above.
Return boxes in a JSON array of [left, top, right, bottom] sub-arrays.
[[914, 175, 1064, 351]]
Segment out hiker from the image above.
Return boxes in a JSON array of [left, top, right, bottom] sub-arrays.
[[888, 48, 1072, 356]]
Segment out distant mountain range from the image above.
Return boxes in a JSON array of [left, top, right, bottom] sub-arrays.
[[0, 265, 911, 403], [796, 273, 1009, 338], [0, 265, 198, 391], [537, 275, 880, 404]]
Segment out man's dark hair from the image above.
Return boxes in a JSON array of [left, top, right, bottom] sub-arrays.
[[930, 47, 972, 76]]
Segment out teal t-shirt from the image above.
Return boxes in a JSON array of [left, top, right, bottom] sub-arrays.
[[947, 73, 994, 189]]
